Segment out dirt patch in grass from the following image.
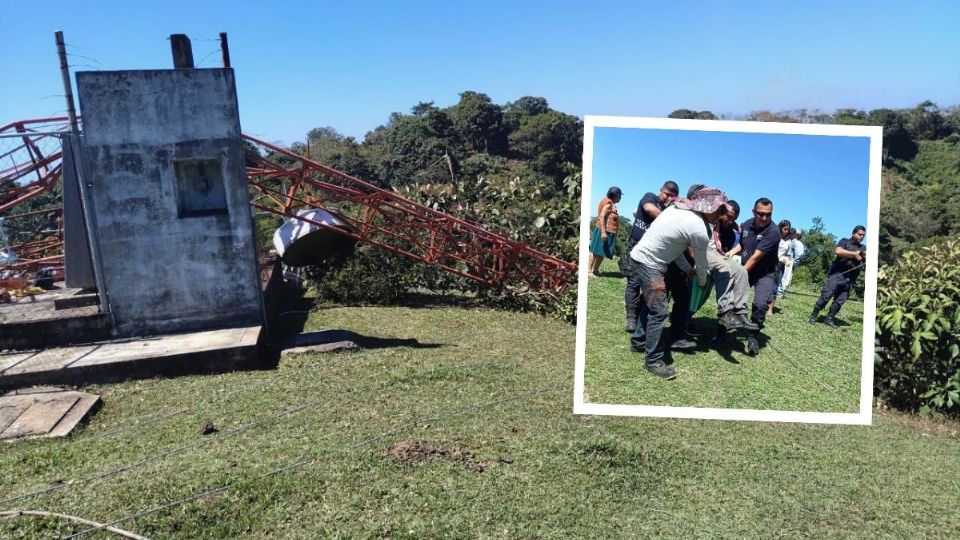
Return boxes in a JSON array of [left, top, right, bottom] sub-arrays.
[[877, 406, 960, 439], [387, 440, 487, 472]]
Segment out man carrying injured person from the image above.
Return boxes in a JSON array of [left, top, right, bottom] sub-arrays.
[[629, 187, 728, 380], [703, 199, 759, 336]]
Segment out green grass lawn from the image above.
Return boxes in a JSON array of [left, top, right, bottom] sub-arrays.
[[1, 298, 958, 538], [585, 258, 863, 412]]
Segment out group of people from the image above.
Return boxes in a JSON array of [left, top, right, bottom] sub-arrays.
[[590, 182, 866, 380]]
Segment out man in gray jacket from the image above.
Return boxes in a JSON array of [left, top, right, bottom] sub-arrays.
[[629, 188, 728, 379]]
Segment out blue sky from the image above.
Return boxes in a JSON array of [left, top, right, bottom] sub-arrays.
[[590, 127, 871, 240], [1, 1, 958, 146]]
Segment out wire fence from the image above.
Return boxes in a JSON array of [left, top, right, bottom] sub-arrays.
[[0, 348, 559, 509], [61, 382, 565, 539]]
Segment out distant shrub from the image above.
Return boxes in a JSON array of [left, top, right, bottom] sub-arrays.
[[875, 239, 960, 416]]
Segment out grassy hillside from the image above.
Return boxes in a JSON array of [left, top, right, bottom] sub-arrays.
[[584, 260, 862, 412], [1, 300, 957, 538]]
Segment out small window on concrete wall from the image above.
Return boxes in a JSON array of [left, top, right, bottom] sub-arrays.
[[173, 159, 228, 217]]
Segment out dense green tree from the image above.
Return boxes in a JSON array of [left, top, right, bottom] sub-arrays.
[[452, 91, 504, 153], [507, 110, 582, 181]]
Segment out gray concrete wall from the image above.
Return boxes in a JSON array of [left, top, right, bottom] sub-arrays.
[[75, 69, 263, 337], [61, 135, 95, 289]]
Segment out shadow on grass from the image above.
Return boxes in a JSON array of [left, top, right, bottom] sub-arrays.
[[311, 291, 482, 311], [352, 334, 444, 350]]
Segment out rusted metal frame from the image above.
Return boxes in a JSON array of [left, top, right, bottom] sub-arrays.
[[248, 179, 288, 210], [0, 166, 62, 212], [245, 134, 565, 261], [3, 255, 64, 270], [249, 181, 492, 282], [0, 117, 71, 134], [0, 151, 61, 184], [14, 124, 50, 183], [4, 207, 62, 220], [250, 202, 492, 286], [245, 134, 575, 290]]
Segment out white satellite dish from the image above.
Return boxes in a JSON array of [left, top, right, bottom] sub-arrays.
[[272, 208, 355, 267]]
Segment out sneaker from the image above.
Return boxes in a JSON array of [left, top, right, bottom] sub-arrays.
[[645, 360, 677, 380], [670, 338, 697, 351], [747, 335, 760, 356], [824, 317, 839, 329], [808, 313, 818, 324], [625, 319, 637, 333]]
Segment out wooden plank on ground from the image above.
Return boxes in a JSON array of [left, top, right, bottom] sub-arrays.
[[47, 394, 101, 438], [1, 396, 79, 439], [0, 400, 31, 433]]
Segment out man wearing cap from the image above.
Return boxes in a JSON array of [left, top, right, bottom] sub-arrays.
[[739, 197, 780, 355], [629, 188, 728, 379], [809, 225, 866, 327], [622, 180, 680, 332]]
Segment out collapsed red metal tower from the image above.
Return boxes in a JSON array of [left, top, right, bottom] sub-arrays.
[[1, 117, 577, 291]]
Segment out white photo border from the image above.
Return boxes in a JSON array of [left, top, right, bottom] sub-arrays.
[[573, 115, 882, 425]]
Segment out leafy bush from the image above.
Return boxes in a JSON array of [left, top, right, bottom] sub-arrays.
[[875, 239, 960, 416]]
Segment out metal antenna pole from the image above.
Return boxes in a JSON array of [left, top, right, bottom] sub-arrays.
[[219, 32, 231, 68], [54, 31, 80, 136]]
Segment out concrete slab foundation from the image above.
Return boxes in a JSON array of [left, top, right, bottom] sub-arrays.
[[0, 326, 262, 391], [0, 283, 111, 351]]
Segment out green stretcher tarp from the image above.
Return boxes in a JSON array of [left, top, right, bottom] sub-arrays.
[[689, 274, 714, 313]]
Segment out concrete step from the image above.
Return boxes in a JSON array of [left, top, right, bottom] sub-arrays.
[[0, 326, 263, 391], [0, 284, 111, 351]]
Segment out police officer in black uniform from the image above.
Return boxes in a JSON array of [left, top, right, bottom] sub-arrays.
[[809, 225, 866, 328]]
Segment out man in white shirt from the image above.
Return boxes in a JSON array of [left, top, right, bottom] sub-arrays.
[[777, 228, 805, 298], [629, 188, 727, 380]]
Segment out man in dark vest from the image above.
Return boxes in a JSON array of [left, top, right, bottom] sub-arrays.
[[809, 225, 866, 328], [622, 180, 680, 332], [740, 197, 780, 355]]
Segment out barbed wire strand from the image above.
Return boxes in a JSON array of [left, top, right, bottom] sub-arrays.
[[766, 342, 853, 411], [81, 348, 383, 442], [0, 510, 147, 540], [2, 351, 547, 506], [62, 382, 566, 539], [0, 404, 308, 506]]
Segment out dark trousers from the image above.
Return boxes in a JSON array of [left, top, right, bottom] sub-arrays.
[[665, 262, 690, 338], [749, 271, 778, 329], [815, 273, 852, 318], [623, 238, 642, 322], [630, 263, 670, 365]]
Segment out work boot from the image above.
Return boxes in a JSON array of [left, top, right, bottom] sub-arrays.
[[747, 333, 760, 356], [717, 311, 740, 328], [718, 311, 760, 331], [670, 338, 697, 351], [625, 317, 637, 333], [645, 360, 677, 380], [736, 314, 760, 331], [824, 317, 839, 328]]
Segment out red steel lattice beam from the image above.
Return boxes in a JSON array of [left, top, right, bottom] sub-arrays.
[[2, 117, 577, 290], [243, 135, 577, 291]]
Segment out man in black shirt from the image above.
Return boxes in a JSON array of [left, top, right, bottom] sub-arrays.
[[622, 180, 680, 332], [809, 225, 866, 328], [739, 197, 780, 355]]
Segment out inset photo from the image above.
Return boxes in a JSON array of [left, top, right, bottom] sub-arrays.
[[574, 116, 882, 424]]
